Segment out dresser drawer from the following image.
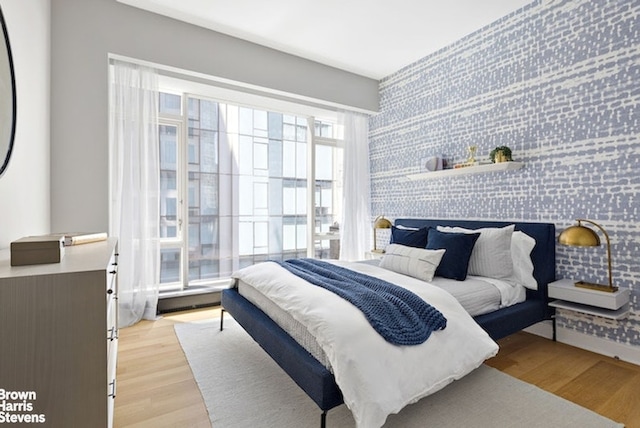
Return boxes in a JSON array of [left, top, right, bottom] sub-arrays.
[[107, 338, 118, 428], [106, 255, 118, 297], [107, 292, 118, 357]]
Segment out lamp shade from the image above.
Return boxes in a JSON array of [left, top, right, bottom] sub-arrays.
[[558, 225, 600, 247], [372, 216, 392, 252], [557, 219, 616, 292], [374, 216, 392, 229]]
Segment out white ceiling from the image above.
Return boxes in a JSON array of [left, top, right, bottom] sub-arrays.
[[118, 0, 533, 80]]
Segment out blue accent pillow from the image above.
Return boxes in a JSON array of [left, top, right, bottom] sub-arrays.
[[390, 226, 429, 248], [426, 228, 480, 281]]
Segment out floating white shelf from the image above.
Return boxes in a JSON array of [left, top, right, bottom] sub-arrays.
[[407, 161, 524, 180], [548, 278, 630, 310], [549, 300, 630, 320], [548, 278, 631, 320]]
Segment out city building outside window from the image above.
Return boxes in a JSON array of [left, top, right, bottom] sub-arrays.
[[158, 91, 343, 293]]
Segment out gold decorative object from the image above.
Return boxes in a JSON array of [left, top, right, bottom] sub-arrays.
[[558, 219, 617, 292], [372, 215, 392, 253], [467, 145, 477, 163]]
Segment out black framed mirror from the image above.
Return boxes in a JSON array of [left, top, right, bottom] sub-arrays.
[[0, 4, 16, 177]]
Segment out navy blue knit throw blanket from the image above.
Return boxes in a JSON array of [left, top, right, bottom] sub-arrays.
[[276, 258, 447, 346]]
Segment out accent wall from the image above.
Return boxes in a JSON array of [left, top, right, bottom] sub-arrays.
[[369, 0, 639, 349]]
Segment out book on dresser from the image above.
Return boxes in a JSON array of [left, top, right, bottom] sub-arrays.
[[9, 232, 108, 266], [53, 231, 108, 246], [10, 235, 65, 266]]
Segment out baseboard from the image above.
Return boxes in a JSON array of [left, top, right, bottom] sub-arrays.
[[523, 321, 640, 366], [555, 327, 640, 366], [157, 291, 221, 314]]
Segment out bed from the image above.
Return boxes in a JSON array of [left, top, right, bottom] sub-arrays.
[[220, 219, 556, 427]]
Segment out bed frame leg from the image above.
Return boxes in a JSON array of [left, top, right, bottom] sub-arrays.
[[320, 410, 327, 428], [220, 308, 225, 331]]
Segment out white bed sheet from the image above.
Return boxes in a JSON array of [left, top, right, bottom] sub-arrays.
[[238, 278, 334, 370], [233, 260, 499, 428], [237, 270, 522, 372], [358, 259, 526, 316], [430, 275, 526, 316]]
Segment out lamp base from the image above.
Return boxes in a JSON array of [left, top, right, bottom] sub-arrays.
[[574, 281, 618, 293], [370, 249, 385, 254]]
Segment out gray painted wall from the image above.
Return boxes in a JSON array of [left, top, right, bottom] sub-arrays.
[[0, 0, 50, 249], [50, 0, 378, 233]]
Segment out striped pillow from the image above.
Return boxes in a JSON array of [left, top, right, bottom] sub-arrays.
[[380, 244, 445, 282], [437, 225, 515, 280]]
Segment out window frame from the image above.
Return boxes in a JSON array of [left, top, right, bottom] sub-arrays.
[[310, 128, 343, 258], [158, 88, 343, 293], [158, 115, 186, 291]]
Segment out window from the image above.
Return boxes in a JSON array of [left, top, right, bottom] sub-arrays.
[[158, 91, 343, 293], [313, 121, 343, 259]]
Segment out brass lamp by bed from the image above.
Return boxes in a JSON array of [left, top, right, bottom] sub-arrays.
[[558, 219, 617, 292], [372, 215, 392, 253]]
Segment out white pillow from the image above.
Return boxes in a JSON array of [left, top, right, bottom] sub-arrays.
[[510, 231, 537, 290], [437, 225, 515, 280], [380, 244, 445, 282]]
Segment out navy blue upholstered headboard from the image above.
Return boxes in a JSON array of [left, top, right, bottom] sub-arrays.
[[394, 219, 556, 303]]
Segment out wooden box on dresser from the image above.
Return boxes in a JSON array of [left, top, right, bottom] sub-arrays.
[[0, 238, 118, 428]]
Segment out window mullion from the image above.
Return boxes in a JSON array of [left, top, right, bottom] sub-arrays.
[[306, 116, 316, 258], [180, 96, 189, 288]]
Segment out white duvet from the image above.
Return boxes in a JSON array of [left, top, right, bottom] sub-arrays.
[[233, 261, 499, 428]]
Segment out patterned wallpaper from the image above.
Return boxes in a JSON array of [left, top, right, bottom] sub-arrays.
[[369, 0, 640, 346]]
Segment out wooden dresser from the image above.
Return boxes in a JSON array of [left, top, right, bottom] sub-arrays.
[[0, 238, 118, 428]]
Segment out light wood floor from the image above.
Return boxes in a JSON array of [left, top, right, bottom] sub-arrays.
[[114, 307, 640, 428]]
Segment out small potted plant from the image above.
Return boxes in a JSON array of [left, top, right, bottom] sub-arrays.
[[489, 146, 513, 163]]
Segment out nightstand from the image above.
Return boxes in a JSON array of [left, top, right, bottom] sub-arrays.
[[548, 278, 630, 320]]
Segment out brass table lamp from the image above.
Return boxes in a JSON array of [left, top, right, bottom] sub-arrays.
[[372, 215, 392, 253], [558, 219, 617, 292]]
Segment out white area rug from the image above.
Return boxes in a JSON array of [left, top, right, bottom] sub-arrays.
[[175, 317, 624, 428]]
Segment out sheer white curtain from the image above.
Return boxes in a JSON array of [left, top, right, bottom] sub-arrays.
[[109, 60, 160, 327], [339, 111, 372, 261]]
